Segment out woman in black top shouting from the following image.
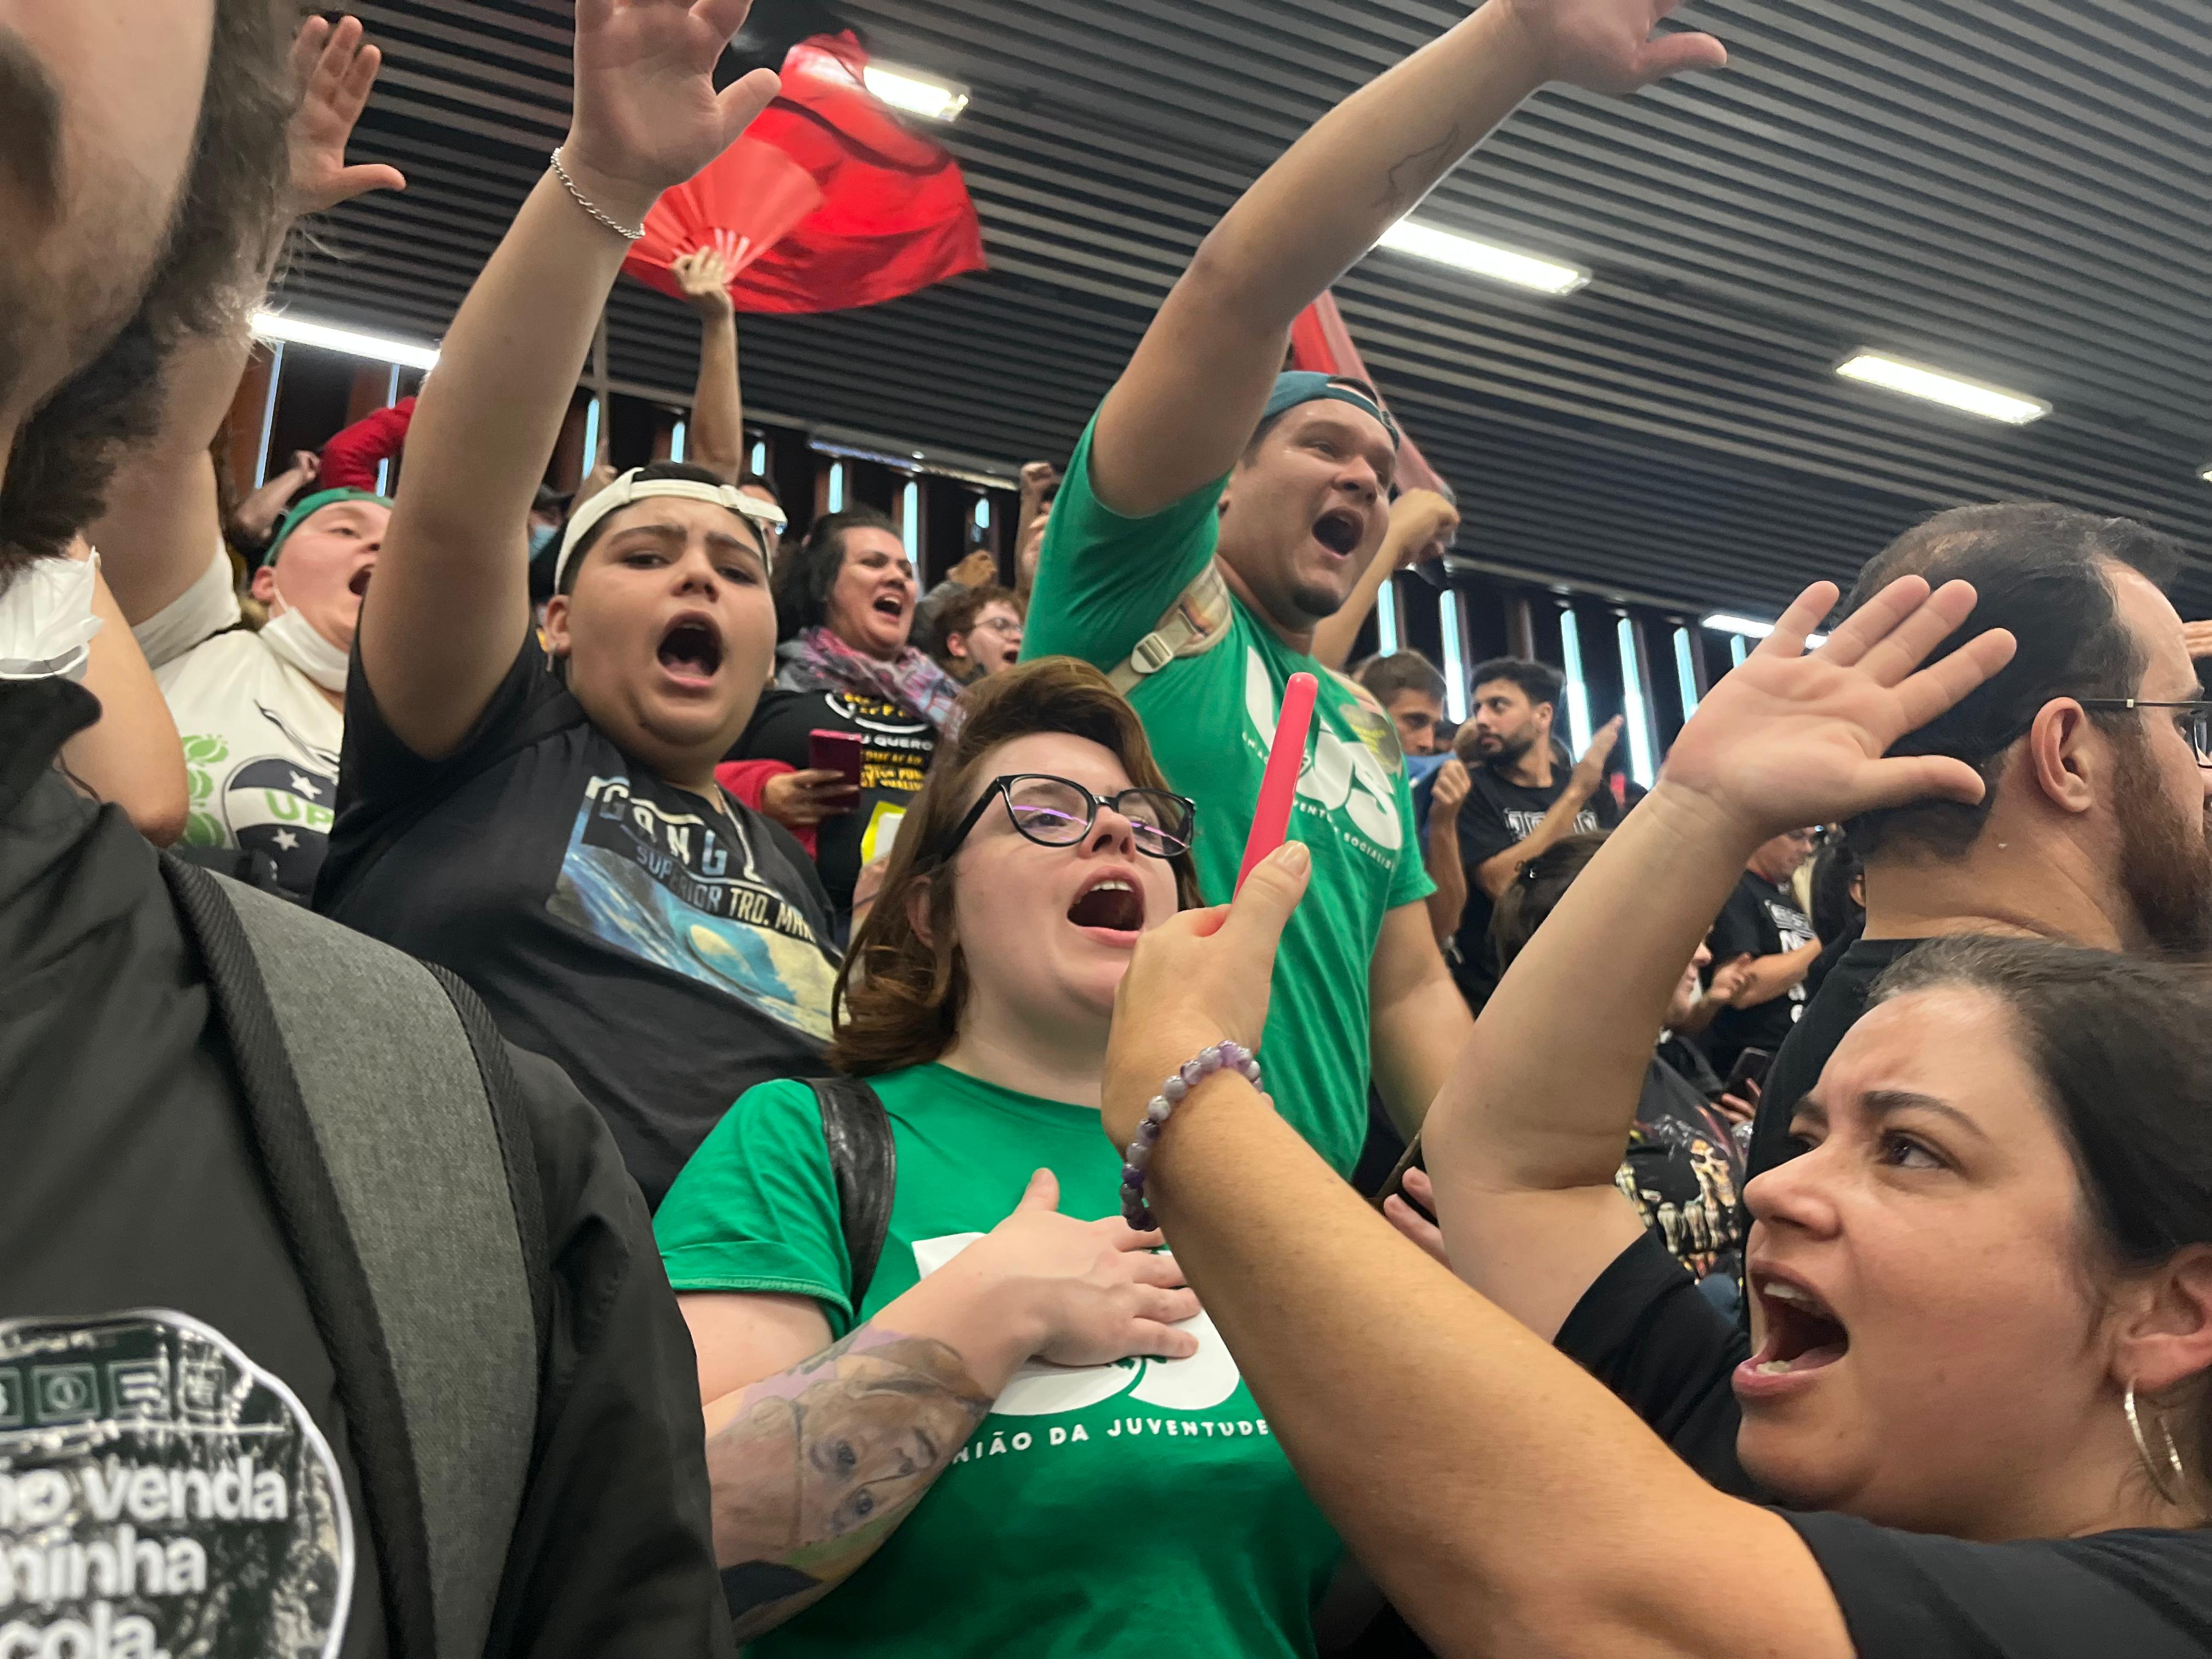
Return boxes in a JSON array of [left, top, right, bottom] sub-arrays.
[[1098, 564, 2212, 1655]]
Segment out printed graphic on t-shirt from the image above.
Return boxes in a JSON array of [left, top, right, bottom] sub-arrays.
[[179, 703, 338, 894], [0, 1309, 351, 1658], [1616, 1128, 1742, 1280], [1765, 898, 1817, 1014], [1500, 806, 1603, 840], [548, 774, 836, 1040], [1240, 649, 1402, 858], [825, 693, 932, 798]]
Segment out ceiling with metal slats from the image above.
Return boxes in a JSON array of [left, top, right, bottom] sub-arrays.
[[276, 0, 2212, 619]]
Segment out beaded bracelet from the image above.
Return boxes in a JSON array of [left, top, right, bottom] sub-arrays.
[[1120, 1041, 1262, 1229]]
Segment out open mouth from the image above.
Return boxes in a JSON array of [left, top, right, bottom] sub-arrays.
[[1066, 875, 1143, 934], [657, 616, 724, 680], [347, 567, 373, 597], [1746, 1273, 1849, 1378], [871, 591, 908, 620], [1312, 509, 1363, 558]]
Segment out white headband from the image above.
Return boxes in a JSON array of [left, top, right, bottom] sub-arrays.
[[552, 469, 787, 591]]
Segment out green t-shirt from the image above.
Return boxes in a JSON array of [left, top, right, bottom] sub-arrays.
[[1022, 424, 1435, 1172], [655, 1063, 1340, 1658]]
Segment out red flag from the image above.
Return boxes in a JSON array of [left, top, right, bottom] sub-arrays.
[[1288, 293, 1446, 495], [623, 31, 987, 315]]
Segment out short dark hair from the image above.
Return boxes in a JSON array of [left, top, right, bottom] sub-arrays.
[[1489, 832, 1609, 968], [1842, 504, 2184, 860], [929, 583, 1021, 654], [738, 471, 777, 500], [775, 506, 902, 640], [555, 461, 763, 597], [1, 0, 291, 583], [1469, 657, 1564, 713], [1358, 651, 1446, 706], [1874, 936, 2212, 1474], [1808, 833, 1864, 946]]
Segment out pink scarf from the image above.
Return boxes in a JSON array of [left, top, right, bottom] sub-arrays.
[[775, 626, 963, 729]]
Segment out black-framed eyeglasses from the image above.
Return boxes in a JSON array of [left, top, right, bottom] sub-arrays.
[[935, 773, 1196, 861], [2078, 699, 2212, 766]]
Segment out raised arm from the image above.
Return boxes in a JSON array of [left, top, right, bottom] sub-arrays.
[[1423, 577, 2015, 1339], [62, 549, 189, 844], [358, 0, 777, 757], [1422, 758, 1472, 945], [685, 1171, 1197, 1640], [670, 248, 744, 482], [97, 15, 404, 626], [1086, 0, 1724, 518], [1091, 575, 2013, 1655], [1471, 719, 1620, 899], [1310, 489, 1458, 670]]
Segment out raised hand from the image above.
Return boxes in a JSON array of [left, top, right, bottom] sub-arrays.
[[1431, 755, 1472, 819], [1389, 488, 1460, 568], [566, 0, 782, 213], [1660, 577, 2016, 841], [285, 15, 407, 218], [1496, 0, 1729, 95], [670, 246, 736, 317], [1102, 841, 1310, 1149], [1569, 716, 1623, 796]]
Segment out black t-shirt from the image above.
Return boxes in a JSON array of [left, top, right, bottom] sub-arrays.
[[735, 686, 934, 915], [1558, 1232, 2212, 1656], [1746, 936, 1926, 1178], [3, 681, 387, 1658], [320, 636, 841, 1209], [1703, 871, 1816, 1074], [1449, 767, 1617, 1005]]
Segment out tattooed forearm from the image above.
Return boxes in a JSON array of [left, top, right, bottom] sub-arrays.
[[704, 1322, 994, 1640], [1379, 123, 1466, 211]]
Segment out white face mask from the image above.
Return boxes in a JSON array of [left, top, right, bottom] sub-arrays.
[[0, 551, 102, 682], [258, 593, 350, 693]]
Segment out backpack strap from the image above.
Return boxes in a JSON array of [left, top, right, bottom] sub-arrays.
[[803, 1076, 898, 1311], [1105, 560, 1237, 696], [167, 857, 541, 1659]]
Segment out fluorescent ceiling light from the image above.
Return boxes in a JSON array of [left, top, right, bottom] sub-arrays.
[[864, 63, 970, 122], [1373, 218, 1588, 295], [1834, 352, 2048, 425], [252, 310, 438, 370], [1705, 613, 1827, 648], [2199, 465, 2212, 485]]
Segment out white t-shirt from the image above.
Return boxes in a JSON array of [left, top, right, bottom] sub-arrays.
[[133, 547, 342, 895]]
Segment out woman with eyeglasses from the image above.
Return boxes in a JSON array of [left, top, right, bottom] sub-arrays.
[[656, 658, 1342, 1655]]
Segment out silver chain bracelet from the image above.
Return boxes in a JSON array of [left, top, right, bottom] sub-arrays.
[[548, 148, 645, 242]]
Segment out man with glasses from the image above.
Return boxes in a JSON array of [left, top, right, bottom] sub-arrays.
[[1745, 503, 2212, 1179], [1700, 826, 1820, 1080]]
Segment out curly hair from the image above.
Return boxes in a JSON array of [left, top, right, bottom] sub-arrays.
[[829, 657, 1204, 1075], [0, 0, 293, 587]]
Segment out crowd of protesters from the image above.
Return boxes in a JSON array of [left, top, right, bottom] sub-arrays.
[[6, 1, 2211, 1656]]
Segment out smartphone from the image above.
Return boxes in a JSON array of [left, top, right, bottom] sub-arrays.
[[808, 729, 865, 792], [1723, 1047, 1774, 1098]]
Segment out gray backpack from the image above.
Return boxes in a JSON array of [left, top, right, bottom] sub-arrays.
[[165, 855, 543, 1658]]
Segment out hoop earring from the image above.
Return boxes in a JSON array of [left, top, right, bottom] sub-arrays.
[[2125, 1379, 2188, 1508]]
